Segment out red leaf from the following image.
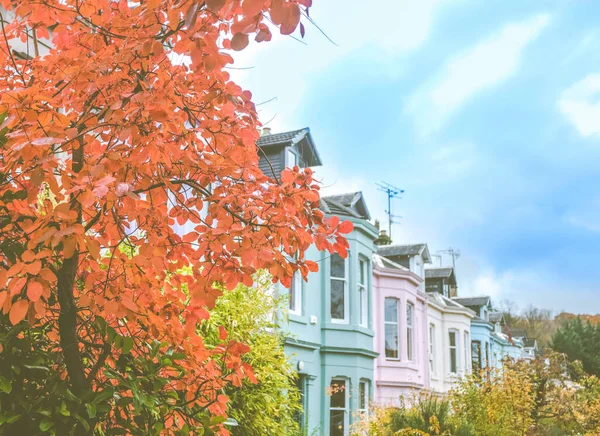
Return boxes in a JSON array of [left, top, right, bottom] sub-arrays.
[[26, 281, 43, 302], [338, 220, 354, 234], [329, 215, 340, 229], [9, 299, 29, 325], [231, 33, 250, 51], [242, 0, 264, 17], [219, 326, 228, 340], [205, 0, 226, 12]]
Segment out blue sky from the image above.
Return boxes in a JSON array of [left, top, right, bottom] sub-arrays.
[[232, 0, 600, 313]]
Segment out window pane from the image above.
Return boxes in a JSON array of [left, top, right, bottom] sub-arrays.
[[472, 341, 481, 371], [359, 259, 365, 285], [407, 328, 413, 360], [330, 410, 345, 436], [359, 382, 367, 410], [384, 298, 398, 322], [330, 380, 346, 408], [289, 274, 296, 311], [360, 288, 368, 326], [406, 304, 413, 326], [385, 324, 399, 358], [331, 280, 345, 320], [331, 254, 345, 279], [449, 331, 456, 347], [450, 348, 457, 373]]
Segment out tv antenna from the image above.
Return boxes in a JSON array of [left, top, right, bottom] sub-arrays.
[[376, 181, 404, 239], [437, 248, 461, 270]]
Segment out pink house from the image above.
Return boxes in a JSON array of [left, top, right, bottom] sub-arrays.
[[372, 247, 430, 405]]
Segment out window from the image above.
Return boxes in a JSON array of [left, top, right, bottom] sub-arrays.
[[485, 342, 490, 368], [449, 330, 458, 374], [295, 375, 306, 429], [443, 283, 449, 297], [289, 270, 303, 315], [384, 298, 399, 359], [429, 323, 436, 375], [358, 259, 368, 327], [464, 332, 470, 373], [471, 340, 482, 372], [330, 254, 347, 323], [358, 380, 369, 418], [287, 149, 303, 168], [406, 303, 414, 361], [329, 379, 348, 436]]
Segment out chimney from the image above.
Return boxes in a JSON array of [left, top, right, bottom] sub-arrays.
[[380, 230, 387, 237], [261, 127, 272, 136]]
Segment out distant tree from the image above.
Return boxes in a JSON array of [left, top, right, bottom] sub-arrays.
[[200, 272, 302, 436], [552, 317, 600, 378]]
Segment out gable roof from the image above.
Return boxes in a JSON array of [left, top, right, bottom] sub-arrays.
[[377, 244, 432, 263], [506, 327, 527, 339], [256, 127, 322, 167], [489, 312, 505, 323], [453, 296, 491, 308], [372, 254, 410, 271], [523, 338, 537, 349], [425, 267, 454, 279], [321, 191, 370, 220], [427, 292, 475, 316]]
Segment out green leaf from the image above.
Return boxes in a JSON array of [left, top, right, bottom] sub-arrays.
[[39, 419, 53, 432], [0, 376, 12, 394], [85, 403, 97, 419], [121, 337, 134, 354]]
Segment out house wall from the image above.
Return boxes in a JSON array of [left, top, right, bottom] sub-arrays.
[[283, 218, 378, 435], [469, 321, 494, 372], [427, 303, 473, 394], [373, 267, 429, 406]]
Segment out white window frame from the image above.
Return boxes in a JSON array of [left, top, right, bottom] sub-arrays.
[[449, 329, 458, 374], [358, 258, 368, 328], [329, 378, 348, 436], [384, 297, 400, 360], [358, 380, 369, 419], [289, 270, 303, 316], [330, 254, 348, 324], [287, 148, 298, 168], [406, 302, 414, 361], [429, 323, 436, 375], [464, 331, 470, 373]]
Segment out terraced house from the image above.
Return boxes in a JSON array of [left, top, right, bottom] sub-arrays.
[[257, 129, 378, 435]]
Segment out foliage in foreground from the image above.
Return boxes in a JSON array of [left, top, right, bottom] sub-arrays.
[[0, 0, 354, 433], [200, 273, 301, 436], [353, 354, 600, 436]]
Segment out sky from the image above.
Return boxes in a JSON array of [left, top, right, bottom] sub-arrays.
[[231, 0, 600, 314]]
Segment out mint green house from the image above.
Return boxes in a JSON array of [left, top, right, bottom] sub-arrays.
[[257, 129, 379, 435]]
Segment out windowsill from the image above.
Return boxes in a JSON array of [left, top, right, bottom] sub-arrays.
[[289, 313, 309, 325], [323, 323, 375, 337], [381, 360, 420, 370]]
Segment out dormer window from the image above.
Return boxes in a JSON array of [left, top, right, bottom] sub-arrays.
[[287, 149, 302, 169]]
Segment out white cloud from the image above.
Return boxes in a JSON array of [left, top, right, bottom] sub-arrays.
[[406, 13, 551, 135], [228, 0, 458, 131], [558, 73, 600, 137], [564, 196, 600, 232]]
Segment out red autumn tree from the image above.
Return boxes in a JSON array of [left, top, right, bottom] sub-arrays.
[[0, 0, 350, 433]]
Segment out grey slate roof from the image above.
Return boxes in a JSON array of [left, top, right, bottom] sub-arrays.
[[507, 327, 527, 339], [372, 254, 410, 271], [489, 312, 504, 323], [523, 338, 537, 348], [425, 267, 454, 279], [321, 192, 370, 220], [256, 128, 307, 147], [453, 296, 491, 308], [378, 244, 426, 257]]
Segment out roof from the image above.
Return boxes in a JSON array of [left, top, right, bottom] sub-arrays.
[[427, 292, 476, 316], [425, 267, 454, 279], [506, 327, 527, 339], [256, 128, 307, 147], [489, 312, 505, 323], [523, 338, 537, 348], [256, 127, 322, 167], [453, 296, 491, 308], [377, 244, 432, 263], [322, 192, 370, 220], [372, 254, 410, 271], [321, 192, 370, 220]]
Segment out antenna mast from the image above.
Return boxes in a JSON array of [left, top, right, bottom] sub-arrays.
[[437, 248, 461, 270], [376, 181, 404, 239]]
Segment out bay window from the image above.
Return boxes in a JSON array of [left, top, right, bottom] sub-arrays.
[[384, 298, 399, 359]]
